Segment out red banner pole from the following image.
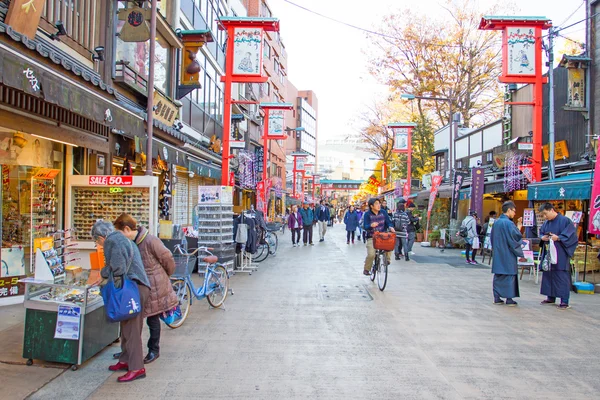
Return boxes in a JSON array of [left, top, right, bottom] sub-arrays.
[[220, 26, 235, 185], [531, 26, 544, 183], [407, 127, 412, 193]]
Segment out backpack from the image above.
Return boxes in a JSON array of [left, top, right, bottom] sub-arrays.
[[458, 225, 469, 238], [394, 211, 410, 232]]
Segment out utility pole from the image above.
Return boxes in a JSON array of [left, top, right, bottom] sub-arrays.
[[145, 0, 158, 175], [547, 26, 556, 180]]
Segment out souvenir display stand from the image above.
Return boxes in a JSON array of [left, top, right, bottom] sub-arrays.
[[192, 186, 235, 274], [21, 231, 118, 370], [234, 210, 260, 274], [65, 175, 159, 268]]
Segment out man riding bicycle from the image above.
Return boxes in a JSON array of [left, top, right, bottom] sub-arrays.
[[362, 198, 395, 275]]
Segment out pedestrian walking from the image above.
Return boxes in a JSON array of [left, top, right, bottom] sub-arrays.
[[490, 201, 524, 306], [315, 200, 330, 242], [405, 202, 420, 256], [393, 203, 411, 261], [538, 202, 578, 310], [359, 203, 368, 243], [329, 204, 336, 226], [299, 202, 315, 246], [460, 211, 479, 264], [362, 198, 395, 275], [92, 220, 151, 382], [287, 205, 303, 247], [344, 205, 359, 244], [113, 213, 177, 365]]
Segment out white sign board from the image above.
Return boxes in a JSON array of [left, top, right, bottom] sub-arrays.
[[507, 27, 536, 76], [268, 109, 284, 136], [393, 127, 409, 151], [233, 28, 263, 76]]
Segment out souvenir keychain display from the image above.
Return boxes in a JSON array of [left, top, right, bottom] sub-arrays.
[[71, 187, 151, 241], [31, 179, 57, 240], [34, 229, 80, 281]]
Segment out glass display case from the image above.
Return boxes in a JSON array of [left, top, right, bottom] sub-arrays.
[[20, 277, 119, 370]]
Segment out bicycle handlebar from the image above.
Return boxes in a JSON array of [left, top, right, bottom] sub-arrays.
[[173, 244, 214, 256]]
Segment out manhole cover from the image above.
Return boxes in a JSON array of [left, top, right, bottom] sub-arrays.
[[318, 284, 373, 301]]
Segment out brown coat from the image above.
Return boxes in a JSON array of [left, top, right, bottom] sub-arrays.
[[134, 227, 178, 317]]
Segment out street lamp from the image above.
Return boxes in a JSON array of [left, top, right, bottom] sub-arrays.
[[401, 93, 456, 180]]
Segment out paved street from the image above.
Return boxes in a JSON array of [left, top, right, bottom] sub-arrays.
[[7, 225, 600, 399]]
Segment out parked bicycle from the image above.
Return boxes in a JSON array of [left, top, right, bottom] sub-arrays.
[[370, 248, 389, 291], [166, 244, 230, 329]]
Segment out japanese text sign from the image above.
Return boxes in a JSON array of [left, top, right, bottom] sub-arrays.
[[88, 176, 133, 186], [506, 27, 536, 76], [589, 158, 600, 235], [233, 28, 263, 76]]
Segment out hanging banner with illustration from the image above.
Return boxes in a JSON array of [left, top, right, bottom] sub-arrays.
[[589, 156, 600, 235], [506, 27, 536, 76], [393, 127, 409, 151], [268, 110, 284, 136], [450, 171, 467, 220], [233, 28, 263, 76]]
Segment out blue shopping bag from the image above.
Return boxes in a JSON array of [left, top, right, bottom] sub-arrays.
[[100, 273, 142, 323]]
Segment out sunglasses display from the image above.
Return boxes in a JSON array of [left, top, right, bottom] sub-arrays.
[[71, 187, 151, 241]]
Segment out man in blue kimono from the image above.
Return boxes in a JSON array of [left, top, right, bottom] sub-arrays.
[[491, 201, 524, 306], [538, 203, 578, 310]]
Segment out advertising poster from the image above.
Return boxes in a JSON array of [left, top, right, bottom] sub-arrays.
[[1, 247, 25, 277], [523, 208, 535, 227], [506, 27, 536, 76], [55, 305, 81, 340], [268, 110, 284, 136], [232, 28, 263, 76], [484, 218, 496, 249]]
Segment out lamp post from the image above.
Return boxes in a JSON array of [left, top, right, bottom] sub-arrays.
[[400, 94, 455, 180]]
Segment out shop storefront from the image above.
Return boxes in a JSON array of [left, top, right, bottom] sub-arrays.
[[527, 172, 598, 280]]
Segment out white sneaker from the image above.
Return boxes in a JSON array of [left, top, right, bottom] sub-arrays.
[[409, 251, 416, 256]]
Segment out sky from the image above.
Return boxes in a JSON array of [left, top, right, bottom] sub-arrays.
[[267, 0, 587, 149]]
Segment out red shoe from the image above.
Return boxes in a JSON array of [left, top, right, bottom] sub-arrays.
[[117, 368, 146, 382], [109, 362, 128, 371]]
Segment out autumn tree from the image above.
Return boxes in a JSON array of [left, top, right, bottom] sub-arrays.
[[368, 0, 510, 128]]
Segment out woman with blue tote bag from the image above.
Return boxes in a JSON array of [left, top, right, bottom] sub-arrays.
[[92, 220, 151, 383]]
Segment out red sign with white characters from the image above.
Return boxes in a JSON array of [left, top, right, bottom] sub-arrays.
[[88, 176, 133, 186]]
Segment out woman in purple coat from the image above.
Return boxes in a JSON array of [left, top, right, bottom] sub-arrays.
[[287, 205, 303, 247]]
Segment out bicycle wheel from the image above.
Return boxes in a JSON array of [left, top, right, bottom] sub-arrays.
[[206, 265, 229, 308], [377, 255, 388, 291], [370, 255, 378, 282], [267, 232, 278, 255], [254, 243, 270, 262], [166, 279, 191, 329]]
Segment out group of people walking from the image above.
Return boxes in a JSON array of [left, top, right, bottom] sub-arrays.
[[287, 200, 332, 246], [91, 214, 177, 382]]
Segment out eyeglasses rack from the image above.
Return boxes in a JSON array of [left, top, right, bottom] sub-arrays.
[[33, 230, 79, 282]]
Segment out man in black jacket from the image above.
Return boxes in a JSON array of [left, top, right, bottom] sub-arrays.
[[405, 202, 420, 256]]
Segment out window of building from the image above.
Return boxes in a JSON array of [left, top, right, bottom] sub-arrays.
[[456, 159, 462, 169], [115, 2, 172, 95], [263, 40, 271, 59], [41, 0, 100, 54], [486, 152, 493, 163], [263, 82, 270, 97], [261, 1, 272, 18], [435, 154, 446, 173]]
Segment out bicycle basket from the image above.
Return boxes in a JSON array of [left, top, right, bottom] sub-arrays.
[[373, 232, 395, 251], [172, 255, 197, 277]]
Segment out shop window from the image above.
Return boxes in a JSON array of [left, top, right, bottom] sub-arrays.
[[0, 130, 64, 280], [115, 2, 172, 95]]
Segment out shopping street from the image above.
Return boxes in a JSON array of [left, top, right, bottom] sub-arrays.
[[2, 226, 599, 399]]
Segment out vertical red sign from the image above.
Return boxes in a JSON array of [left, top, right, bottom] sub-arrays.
[[588, 158, 600, 235], [427, 175, 443, 220]]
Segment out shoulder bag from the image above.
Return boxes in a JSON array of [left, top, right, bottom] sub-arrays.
[[100, 240, 142, 322]]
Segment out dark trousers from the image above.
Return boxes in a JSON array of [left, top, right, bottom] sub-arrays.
[[465, 243, 474, 261], [291, 228, 301, 244], [302, 225, 313, 244], [119, 284, 150, 371], [346, 230, 355, 242], [146, 314, 161, 353]]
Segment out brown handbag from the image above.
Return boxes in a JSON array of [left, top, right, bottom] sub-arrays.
[[373, 231, 395, 251]]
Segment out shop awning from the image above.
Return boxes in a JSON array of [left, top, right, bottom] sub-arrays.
[[527, 172, 593, 201], [188, 156, 222, 179]]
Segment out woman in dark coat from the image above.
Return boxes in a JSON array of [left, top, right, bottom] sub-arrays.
[[93, 220, 151, 383], [114, 213, 177, 363], [344, 205, 360, 244]]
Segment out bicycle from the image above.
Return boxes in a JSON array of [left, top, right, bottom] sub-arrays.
[[370, 250, 389, 291], [166, 244, 230, 329]]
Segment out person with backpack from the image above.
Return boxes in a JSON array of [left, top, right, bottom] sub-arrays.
[[405, 202, 420, 256], [344, 205, 360, 244], [393, 202, 411, 261], [459, 210, 479, 264]]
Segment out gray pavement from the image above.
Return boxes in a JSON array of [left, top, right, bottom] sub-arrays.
[[8, 224, 600, 399]]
